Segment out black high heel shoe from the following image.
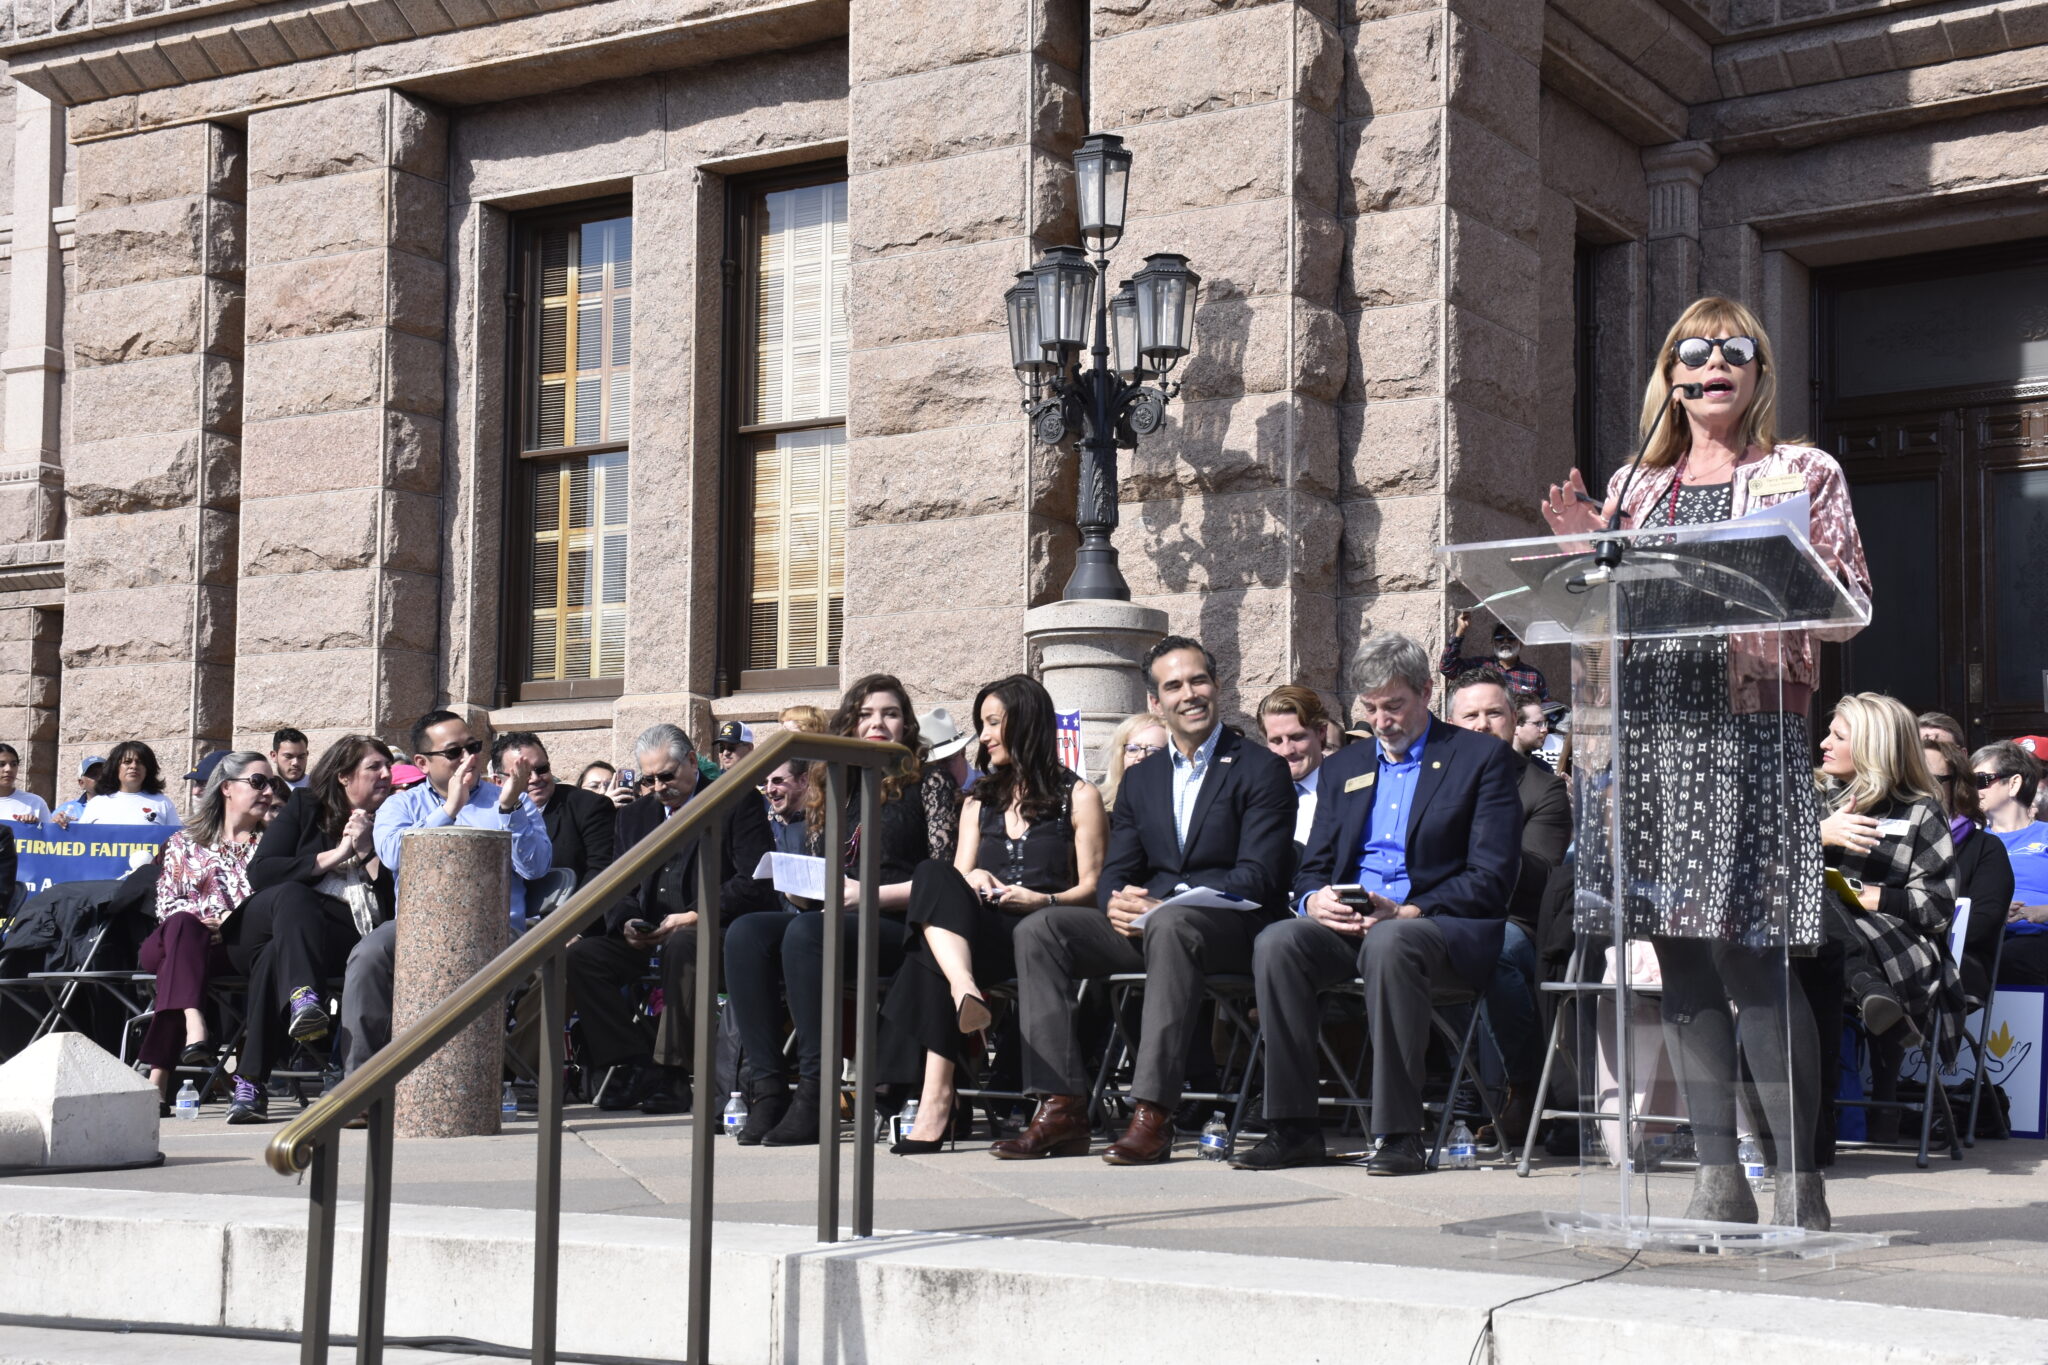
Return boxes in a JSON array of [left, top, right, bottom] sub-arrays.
[[956, 992, 992, 1034], [889, 1099, 962, 1155], [178, 1040, 217, 1069]]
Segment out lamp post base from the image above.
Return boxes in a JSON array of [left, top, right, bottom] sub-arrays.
[[1023, 597, 1169, 780]]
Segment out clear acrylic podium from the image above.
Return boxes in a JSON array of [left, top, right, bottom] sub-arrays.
[[1437, 500, 1887, 1257]]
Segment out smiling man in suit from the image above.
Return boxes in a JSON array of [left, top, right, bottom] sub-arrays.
[[992, 635, 1296, 1164], [1236, 633, 1523, 1175]]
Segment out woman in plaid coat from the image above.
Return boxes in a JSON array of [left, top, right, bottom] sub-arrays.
[[1818, 694, 1965, 1106]]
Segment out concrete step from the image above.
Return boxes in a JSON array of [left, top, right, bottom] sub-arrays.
[[0, 1324, 497, 1364], [3, 1184, 2042, 1365]]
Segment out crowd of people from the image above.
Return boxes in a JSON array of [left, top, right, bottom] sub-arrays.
[[3, 293, 2042, 1234]]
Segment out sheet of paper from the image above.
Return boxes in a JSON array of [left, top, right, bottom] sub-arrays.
[[1129, 884, 1260, 930], [750, 851, 827, 900]]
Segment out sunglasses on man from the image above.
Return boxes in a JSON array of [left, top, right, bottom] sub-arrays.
[[421, 740, 484, 762], [1672, 335, 1758, 369], [492, 763, 551, 781]]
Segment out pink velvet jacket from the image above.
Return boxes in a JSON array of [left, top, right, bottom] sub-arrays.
[[1605, 443, 1872, 716]]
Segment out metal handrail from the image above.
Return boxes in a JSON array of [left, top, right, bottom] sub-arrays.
[[264, 727, 902, 1365]]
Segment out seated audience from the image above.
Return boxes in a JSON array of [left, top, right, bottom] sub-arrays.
[[993, 637, 1293, 1165], [578, 760, 617, 793], [1818, 694, 1963, 1137], [1099, 711, 1167, 814], [715, 721, 757, 771], [1237, 633, 1521, 1174], [881, 675, 1106, 1152], [1442, 669, 1570, 1148], [1440, 609, 1548, 701], [779, 704, 830, 734], [1922, 737, 2011, 1004], [1973, 741, 2048, 985], [139, 751, 277, 1103], [568, 723, 772, 1115], [227, 736, 396, 1120], [1257, 685, 1333, 858], [271, 728, 312, 790], [53, 755, 103, 824], [492, 730, 615, 915], [78, 741, 181, 828], [726, 675, 957, 1146], [0, 743, 49, 823], [1511, 694, 1549, 759], [1918, 712, 1966, 748], [921, 708, 973, 791]]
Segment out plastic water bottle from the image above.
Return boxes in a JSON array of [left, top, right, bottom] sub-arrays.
[[722, 1091, 748, 1137], [893, 1097, 920, 1144], [173, 1080, 200, 1122], [1448, 1120, 1477, 1169], [501, 1082, 518, 1116], [1198, 1111, 1230, 1160], [1739, 1134, 1773, 1195]]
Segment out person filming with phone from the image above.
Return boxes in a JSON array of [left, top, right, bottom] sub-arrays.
[[1236, 633, 1522, 1175]]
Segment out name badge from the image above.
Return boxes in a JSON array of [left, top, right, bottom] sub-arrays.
[[1874, 818, 1911, 838], [1748, 472, 1805, 498], [1345, 772, 1375, 793]]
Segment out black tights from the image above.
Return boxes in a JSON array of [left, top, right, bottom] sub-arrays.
[[1655, 937, 1820, 1172]]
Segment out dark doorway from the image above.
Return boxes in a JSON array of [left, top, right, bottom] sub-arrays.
[[1817, 238, 2048, 745]]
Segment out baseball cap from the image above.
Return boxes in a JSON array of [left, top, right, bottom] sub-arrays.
[[715, 721, 757, 747], [390, 762, 428, 790], [185, 749, 229, 784], [2014, 736, 2048, 762], [79, 754, 106, 775], [920, 708, 970, 761]]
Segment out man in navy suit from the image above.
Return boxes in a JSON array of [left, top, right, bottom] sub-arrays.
[[992, 636, 1296, 1165], [1235, 633, 1523, 1175]]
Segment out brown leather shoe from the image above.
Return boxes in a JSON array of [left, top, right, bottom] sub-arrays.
[[1103, 1100, 1175, 1165], [990, 1094, 1091, 1159]]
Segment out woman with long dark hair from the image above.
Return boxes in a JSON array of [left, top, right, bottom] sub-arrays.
[[881, 674, 1105, 1152], [77, 740, 181, 828], [723, 673, 958, 1147], [137, 751, 277, 1103], [223, 735, 396, 1122]]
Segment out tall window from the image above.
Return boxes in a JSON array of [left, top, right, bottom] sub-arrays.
[[733, 174, 848, 687], [515, 207, 632, 700]]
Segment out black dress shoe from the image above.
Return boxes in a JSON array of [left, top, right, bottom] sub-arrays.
[[178, 1041, 217, 1069], [1365, 1132, 1428, 1176], [1230, 1120, 1325, 1170], [736, 1079, 791, 1146], [761, 1079, 823, 1147], [638, 1069, 691, 1115]]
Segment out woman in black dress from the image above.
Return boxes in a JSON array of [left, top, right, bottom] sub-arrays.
[[724, 673, 961, 1147], [882, 675, 1106, 1153]]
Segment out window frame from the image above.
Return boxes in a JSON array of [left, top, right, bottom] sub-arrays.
[[719, 159, 851, 696], [505, 196, 634, 705]]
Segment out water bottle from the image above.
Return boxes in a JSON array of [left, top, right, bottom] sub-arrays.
[[1448, 1119, 1477, 1169], [893, 1097, 920, 1145], [1739, 1134, 1773, 1195], [1198, 1111, 1230, 1160], [501, 1082, 518, 1116], [173, 1080, 200, 1122], [722, 1091, 748, 1137]]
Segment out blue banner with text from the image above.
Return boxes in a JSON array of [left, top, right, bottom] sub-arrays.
[[12, 821, 173, 898]]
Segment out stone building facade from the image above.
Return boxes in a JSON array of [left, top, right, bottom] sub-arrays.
[[0, 0, 2043, 804]]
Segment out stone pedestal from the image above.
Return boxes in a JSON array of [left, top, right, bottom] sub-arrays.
[[0, 1033, 159, 1168], [1023, 598, 1168, 779], [393, 826, 510, 1139]]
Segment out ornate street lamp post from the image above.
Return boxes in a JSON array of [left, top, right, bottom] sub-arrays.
[[1005, 133, 1200, 601]]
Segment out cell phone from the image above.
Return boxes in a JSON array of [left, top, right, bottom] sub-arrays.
[[616, 767, 637, 788], [1330, 885, 1377, 907], [626, 918, 656, 936]]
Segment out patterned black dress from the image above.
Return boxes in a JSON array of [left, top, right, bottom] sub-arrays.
[[1596, 481, 1825, 948]]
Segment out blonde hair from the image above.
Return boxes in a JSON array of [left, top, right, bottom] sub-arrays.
[[1829, 692, 1941, 814], [1639, 296, 1781, 470], [1256, 685, 1331, 735], [778, 704, 829, 734], [1101, 712, 1166, 811]]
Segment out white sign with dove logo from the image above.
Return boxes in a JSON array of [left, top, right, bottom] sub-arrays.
[[1898, 986, 2046, 1139]]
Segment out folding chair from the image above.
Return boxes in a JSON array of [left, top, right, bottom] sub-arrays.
[[13, 918, 143, 1046], [1835, 900, 1972, 1169], [1961, 927, 2010, 1144], [1087, 973, 1262, 1135]]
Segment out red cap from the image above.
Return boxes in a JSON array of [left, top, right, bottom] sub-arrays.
[[390, 762, 428, 789]]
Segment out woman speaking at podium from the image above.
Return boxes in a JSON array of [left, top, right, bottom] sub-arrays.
[[1541, 297, 1871, 1232]]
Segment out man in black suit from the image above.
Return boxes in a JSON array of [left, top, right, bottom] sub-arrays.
[[1442, 671, 1571, 1148], [565, 722, 772, 1114], [491, 731, 617, 915], [993, 636, 1295, 1165], [1236, 634, 1522, 1175]]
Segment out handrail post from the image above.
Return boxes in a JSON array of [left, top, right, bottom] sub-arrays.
[[299, 1137, 337, 1365], [357, 1098, 394, 1365], [532, 955, 566, 1365], [853, 766, 881, 1238], [817, 764, 847, 1241], [686, 818, 727, 1365]]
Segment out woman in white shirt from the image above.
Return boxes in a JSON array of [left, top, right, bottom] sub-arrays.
[[0, 743, 50, 824], [77, 741, 182, 829]]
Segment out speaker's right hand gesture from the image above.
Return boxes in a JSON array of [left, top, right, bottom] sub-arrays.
[[1540, 467, 1622, 537]]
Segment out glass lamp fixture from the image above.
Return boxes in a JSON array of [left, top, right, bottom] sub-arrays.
[[1073, 133, 1133, 254], [1032, 246, 1096, 352], [1108, 281, 1146, 384], [1004, 270, 1051, 382], [1131, 253, 1199, 371]]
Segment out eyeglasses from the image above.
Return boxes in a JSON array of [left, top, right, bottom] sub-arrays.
[[1673, 335, 1758, 369], [1124, 743, 1165, 757], [640, 766, 688, 785], [1974, 771, 2016, 789], [422, 740, 483, 762]]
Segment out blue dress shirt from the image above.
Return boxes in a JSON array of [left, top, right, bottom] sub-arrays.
[[1168, 725, 1222, 852], [1295, 729, 1425, 915], [373, 779, 554, 929]]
